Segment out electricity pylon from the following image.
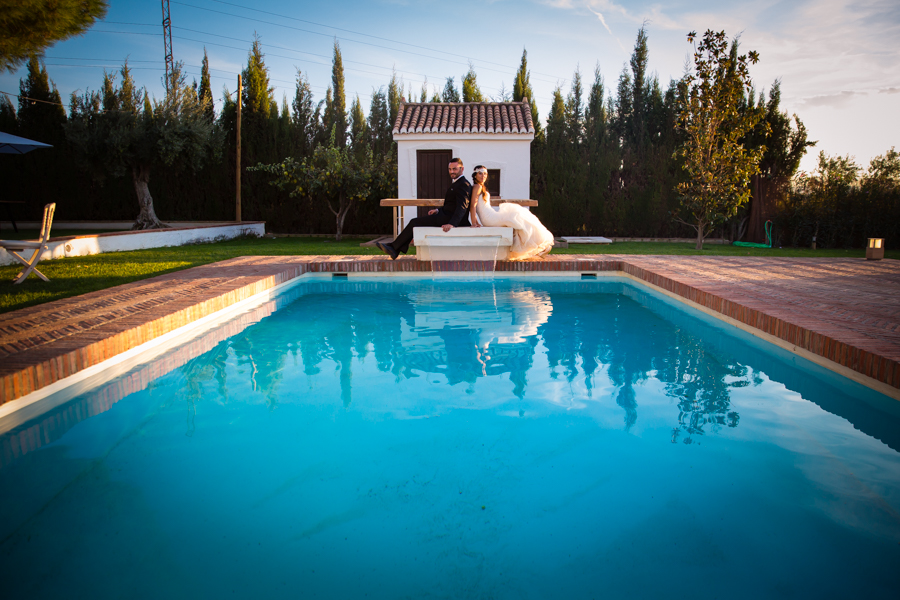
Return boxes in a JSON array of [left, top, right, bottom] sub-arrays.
[[162, 0, 174, 94]]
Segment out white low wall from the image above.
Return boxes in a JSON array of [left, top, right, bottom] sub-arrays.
[[0, 222, 265, 266], [6, 220, 241, 231]]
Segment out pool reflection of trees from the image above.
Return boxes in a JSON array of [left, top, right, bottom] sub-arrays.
[[180, 282, 744, 441]]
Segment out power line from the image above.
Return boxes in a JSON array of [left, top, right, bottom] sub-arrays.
[[46, 57, 162, 63], [207, 0, 562, 81], [170, 1, 563, 86]]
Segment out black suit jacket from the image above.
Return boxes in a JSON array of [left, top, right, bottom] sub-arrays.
[[440, 176, 472, 227]]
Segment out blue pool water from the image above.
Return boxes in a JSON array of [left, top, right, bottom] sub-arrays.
[[1, 277, 899, 599]]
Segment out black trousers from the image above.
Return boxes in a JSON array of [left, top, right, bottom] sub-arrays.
[[391, 212, 467, 254]]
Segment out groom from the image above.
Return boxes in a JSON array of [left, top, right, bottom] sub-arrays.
[[377, 157, 472, 260]]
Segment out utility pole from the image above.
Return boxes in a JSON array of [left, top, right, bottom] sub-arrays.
[[161, 0, 174, 93], [236, 74, 242, 222]]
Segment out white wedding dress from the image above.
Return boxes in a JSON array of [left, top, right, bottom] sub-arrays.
[[474, 189, 554, 260]]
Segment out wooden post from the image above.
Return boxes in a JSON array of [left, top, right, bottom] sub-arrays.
[[235, 74, 242, 222]]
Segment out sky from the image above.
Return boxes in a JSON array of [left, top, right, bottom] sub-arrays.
[[1, 0, 898, 174]]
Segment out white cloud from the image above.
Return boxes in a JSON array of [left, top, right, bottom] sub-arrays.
[[587, 6, 613, 34], [798, 91, 867, 109], [586, 7, 629, 53]]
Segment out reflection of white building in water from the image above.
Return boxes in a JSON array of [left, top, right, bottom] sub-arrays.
[[397, 287, 552, 389]]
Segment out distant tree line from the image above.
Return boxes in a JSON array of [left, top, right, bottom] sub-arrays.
[[775, 148, 900, 249], [1, 26, 896, 246]]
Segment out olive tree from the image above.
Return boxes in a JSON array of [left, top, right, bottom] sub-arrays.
[[674, 30, 767, 249], [251, 128, 374, 241], [67, 62, 219, 229]]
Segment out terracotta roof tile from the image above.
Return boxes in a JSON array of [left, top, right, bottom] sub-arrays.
[[393, 100, 536, 135]]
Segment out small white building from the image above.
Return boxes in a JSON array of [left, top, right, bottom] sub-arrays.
[[392, 100, 536, 229]]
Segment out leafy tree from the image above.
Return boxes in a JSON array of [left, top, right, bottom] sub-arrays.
[[462, 63, 483, 102], [859, 148, 900, 244], [328, 40, 348, 146], [0, 0, 107, 73], [66, 62, 221, 229], [251, 129, 373, 240], [777, 148, 900, 249], [291, 69, 318, 156], [17, 56, 66, 143], [441, 77, 460, 102], [198, 48, 214, 121], [513, 49, 540, 137], [866, 147, 900, 181], [674, 30, 767, 249]]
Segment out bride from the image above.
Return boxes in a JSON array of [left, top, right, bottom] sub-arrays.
[[469, 166, 554, 260]]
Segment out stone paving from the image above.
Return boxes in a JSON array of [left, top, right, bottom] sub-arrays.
[[1, 255, 898, 406]]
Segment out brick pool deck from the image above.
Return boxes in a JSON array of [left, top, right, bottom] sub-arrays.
[[1, 255, 898, 407]]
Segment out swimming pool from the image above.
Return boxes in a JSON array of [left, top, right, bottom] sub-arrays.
[[1, 276, 899, 598]]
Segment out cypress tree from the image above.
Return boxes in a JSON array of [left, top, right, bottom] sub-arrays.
[[349, 94, 368, 157], [0, 93, 17, 134], [613, 66, 632, 144], [330, 39, 348, 146], [292, 69, 317, 155], [388, 70, 401, 126], [242, 35, 274, 117], [441, 77, 460, 102], [513, 49, 540, 136], [462, 63, 483, 102], [322, 86, 334, 141], [198, 48, 214, 120], [584, 65, 616, 234], [17, 56, 66, 143], [367, 87, 391, 157], [629, 27, 650, 147], [585, 65, 607, 145], [565, 68, 583, 143]]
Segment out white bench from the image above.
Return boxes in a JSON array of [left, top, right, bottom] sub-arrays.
[[413, 227, 513, 261]]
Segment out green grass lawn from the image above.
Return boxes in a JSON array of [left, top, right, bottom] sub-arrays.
[[1, 235, 896, 315]]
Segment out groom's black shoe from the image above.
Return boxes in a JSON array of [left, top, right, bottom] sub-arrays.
[[376, 242, 399, 260]]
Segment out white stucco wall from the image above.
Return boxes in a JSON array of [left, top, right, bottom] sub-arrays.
[[0, 222, 265, 266], [394, 133, 533, 229]]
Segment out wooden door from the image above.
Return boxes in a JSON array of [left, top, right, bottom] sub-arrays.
[[416, 150, 452, 218]]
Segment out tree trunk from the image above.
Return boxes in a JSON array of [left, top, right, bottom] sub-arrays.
[[334, 193, 350, 241], [695, 220, 705, 250], [131, 164, 167, 230]]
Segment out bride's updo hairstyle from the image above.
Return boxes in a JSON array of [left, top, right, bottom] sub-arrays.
[[472, 165, 488, 184]]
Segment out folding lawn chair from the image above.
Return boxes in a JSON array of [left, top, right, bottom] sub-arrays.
[[0, 203, 56, 284]]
